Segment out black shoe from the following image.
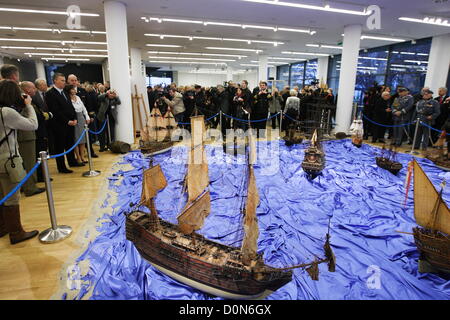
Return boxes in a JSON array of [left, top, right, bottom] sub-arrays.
[[25, 188, 46, 197], [99, 148, 107, 152], [91, 153, 99, 158], [59, 169, 73, 174], [37, 178, 53, 183], [378, 140, 385, 144], [69, 162, 84, 167]]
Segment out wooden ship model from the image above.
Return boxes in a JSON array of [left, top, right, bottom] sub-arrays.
[[140, 108, 177, 155], [283, 124, 305, 147], [301, 129, 325, 179], [126, 116, 335, 299], [410, 160, 450, 273], [376, 145, 403, 175], [349, 119, 364, 148], [425, 130, 450, 171]]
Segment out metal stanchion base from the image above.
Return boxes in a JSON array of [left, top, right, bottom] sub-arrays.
[[407, 150, 420, 155], [39, 225, 72, 243], [82, 170, 101, 177]]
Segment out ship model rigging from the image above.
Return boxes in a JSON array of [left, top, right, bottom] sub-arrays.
[[376, 145, 403, 175], [425, 130, 450, 171], [126, 115, 336, 299], [140, 107, 177, 155], [350, 119, 364, 148], [302, 129, 326, 180], [406, 160, 450, 273], [284, 123, 305, 147]]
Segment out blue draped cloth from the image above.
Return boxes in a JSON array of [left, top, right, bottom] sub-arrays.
[[62, 139, 450, 300]]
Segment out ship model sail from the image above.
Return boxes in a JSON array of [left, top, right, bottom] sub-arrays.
[[411, 160, 450, 273], [126, 116, 335, 299], [350, 119, 363, 148], [140, 107, 176, 155], [301, 129, 325, 179], [376, 145, 403, 175]]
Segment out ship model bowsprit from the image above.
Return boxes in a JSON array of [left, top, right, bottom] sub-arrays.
[[302, 129, 325, 180], [410, 160, 450, 273], [126, 116, 336, 299], [140, 107, 177, 155], [376, 145, 403, 175]]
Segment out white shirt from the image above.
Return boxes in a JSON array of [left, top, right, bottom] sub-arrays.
[[71, 95, 90, 121]]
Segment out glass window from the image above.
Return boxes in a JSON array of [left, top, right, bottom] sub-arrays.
[[304, 59, 318, 85], [276, 64, 290, 90], [290, 62, 305, 88]]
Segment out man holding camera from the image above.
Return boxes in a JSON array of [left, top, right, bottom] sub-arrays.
[[252, 81, 271, 137]]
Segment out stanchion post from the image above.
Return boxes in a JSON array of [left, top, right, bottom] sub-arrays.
[[220, 110, 223, 132], [279, 110, 283, 139], [106, 114, 111, 147], [83, 124, 101, 177], [38, 151, 72, 243], [408, 118, 421, 155]]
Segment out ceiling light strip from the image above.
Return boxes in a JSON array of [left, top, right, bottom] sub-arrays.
[[1, 46, 107, 52], [148, 56, 236, 62], [282, 51, 329, 57], [148, 60, 228, 65], [0, 7, 99, 17], [0, 38, 106, 45], [148, 51, 247, 58], [399, 17, 450, 27], [145, 33, 283, 46], [206, 47, 263, 53]]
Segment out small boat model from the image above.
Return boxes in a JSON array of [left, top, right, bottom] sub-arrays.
[[302, 129, 325, 179], [140, 108, 176, 155], [376, 145, 403, 175], [349, 119, 364, 148], [126, 116, 335, 299], [425, 130, 450, 171], [410, 160, 450, 273], [284, 124, 305, 147]]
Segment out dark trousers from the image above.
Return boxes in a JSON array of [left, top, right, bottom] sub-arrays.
[[270, 112, 280, 129], [251, 113, 267, 138], [99, 116, 115, 150], [372, 123, 387, 141], [35, 138, 48, 181], [18, 140, 38, 195], [51, 125, 76, 172], [414, 122, 431, 150]]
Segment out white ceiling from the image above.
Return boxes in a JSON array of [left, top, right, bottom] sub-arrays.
[[0, 0, 448, 71]]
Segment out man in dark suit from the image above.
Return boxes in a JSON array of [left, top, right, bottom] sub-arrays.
[[45, 73, 80, 173], [433, 87, 450, 140]]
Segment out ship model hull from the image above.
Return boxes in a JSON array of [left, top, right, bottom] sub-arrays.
[[425, 150, 450, 171], [140, 140, 174, 155], [126, 212, 293, 299], [352, 137, 363, 148], [413, 227, 450, 273], [376, 157, 403, 175]]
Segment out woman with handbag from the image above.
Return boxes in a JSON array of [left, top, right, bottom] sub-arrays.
[[0, 80, 39, 244]]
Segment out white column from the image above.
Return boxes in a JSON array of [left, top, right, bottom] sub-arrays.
[[425, 33, 450, 95], [35, 60, 46, 80], [317, 56, 329, 86], [226, 66, 233, 82], [104, 1, 133, 144], [130, 47, 150, 130], [258, 55, 268, 83], [335, 24, 362, 133], [101, 59, 109, 82], [0, 56, 4, 66]]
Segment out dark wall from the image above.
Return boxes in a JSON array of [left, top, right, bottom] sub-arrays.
[[2, 58, 37, 82], [46, 63, 104, 85]]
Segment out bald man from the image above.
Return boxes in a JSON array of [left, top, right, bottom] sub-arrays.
[[17, 82, 46, 196]]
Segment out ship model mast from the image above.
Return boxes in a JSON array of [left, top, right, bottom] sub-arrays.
[[411, 160, 450, 273], [140, 107, 176, 155], [375, 145, 402, 175]]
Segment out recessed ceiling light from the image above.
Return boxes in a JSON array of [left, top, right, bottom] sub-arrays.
[[206, 47, 263, 53], [0, 7, 99, 17], [146, 44, 182, 48], [282, 51, 329, 57], [145, 33, 283, 46], [399, 16, 450, 27]]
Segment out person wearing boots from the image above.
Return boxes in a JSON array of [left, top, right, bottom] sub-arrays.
[[413, 89, 440, 151], [0, 80, 39, 244]]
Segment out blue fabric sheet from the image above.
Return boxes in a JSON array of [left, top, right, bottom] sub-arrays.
[[63, 140, 450, 300]]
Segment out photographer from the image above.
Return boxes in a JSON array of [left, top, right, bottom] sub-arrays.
[[163, 88, 185, 125], [97, 89, 121, 152], [252, 81, 271, 138], [154, 87, 168, 115], [233, 87, 251, 131], [0, 80, 39, 244]]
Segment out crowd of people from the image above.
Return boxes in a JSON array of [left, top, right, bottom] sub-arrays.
[[146, 80, 336, 138], [0, 64, 120, 245], [362, 84, 449, 150]]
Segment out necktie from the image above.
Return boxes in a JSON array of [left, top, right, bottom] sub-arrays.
[[61, 91, 68, 101]]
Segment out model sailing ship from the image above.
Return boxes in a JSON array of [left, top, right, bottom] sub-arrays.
[[376, 145, 403, 175], [425, 130, 450, 171], [302, 129, 325, 179], [284, 124, 304, 147], [140, 107, 177, 155], [349, 119, 363, 148], [409, 160, 450, 273], [126, 116, 335, 299]]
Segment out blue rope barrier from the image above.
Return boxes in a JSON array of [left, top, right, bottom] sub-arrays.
[[283, 112, 299, 122], [89, 119, 108, 135], [177, 112, 220, 125], [0, 161, 41, 206], [221, 112, 280, 123], [419, 121, 450, 136], [49, 129, 87, 159], [362, 113, 415, 128]]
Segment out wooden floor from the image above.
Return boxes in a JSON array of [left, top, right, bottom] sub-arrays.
[[0, 145, 121, 300], [0, 133, 426, 300]]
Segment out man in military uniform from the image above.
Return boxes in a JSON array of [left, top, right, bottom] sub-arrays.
[[391, 87, 414, 147], [252, 81, 271, 138], [413, 89, 440, 151]]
